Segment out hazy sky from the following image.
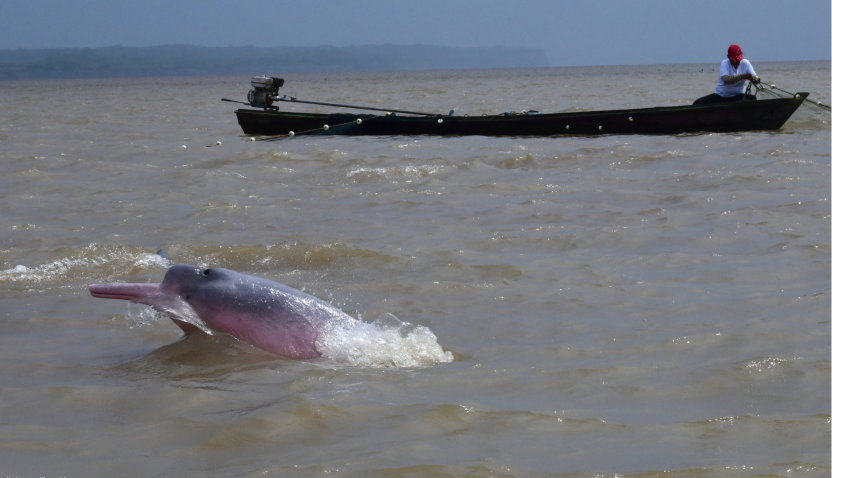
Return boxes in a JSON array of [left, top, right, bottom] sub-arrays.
[[0, 0, 832, 66]]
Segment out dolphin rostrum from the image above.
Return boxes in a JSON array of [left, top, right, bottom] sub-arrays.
[[89, 264, 356, 359]]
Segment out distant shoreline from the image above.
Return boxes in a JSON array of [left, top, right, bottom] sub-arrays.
[[0, 44, 550, 81]]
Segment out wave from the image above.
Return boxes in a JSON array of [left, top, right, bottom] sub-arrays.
[[346, 164, 443, 179], [0, 241, 404, 286], [0, 244, 168, 284]]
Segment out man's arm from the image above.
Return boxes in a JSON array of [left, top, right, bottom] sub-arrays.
[[725, 61, 760, 84], [721, 73, 759, 84]]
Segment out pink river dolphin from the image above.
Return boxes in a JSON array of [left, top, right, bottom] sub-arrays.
[[89, 264, 356, 359]]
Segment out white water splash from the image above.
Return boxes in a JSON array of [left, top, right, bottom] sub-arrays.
[[132, 252, 171, 269], [124, 302, 167, 328], [346, 164, 443, 179], [316, 313, 454, 368], [1, 256, 102, 283], [347, 166, 388, 177]]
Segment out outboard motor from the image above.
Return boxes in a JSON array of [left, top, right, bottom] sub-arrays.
[[247, 76, 284, 111]]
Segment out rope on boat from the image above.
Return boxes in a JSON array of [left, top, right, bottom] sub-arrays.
[[755, 82, 831, 111], [258, 115, 381, 141]]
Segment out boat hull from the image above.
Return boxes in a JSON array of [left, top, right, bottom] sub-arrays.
[[235, 93, 808, 137]]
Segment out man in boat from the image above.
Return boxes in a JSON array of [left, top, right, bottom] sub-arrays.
[[693, 44, 760, 105]]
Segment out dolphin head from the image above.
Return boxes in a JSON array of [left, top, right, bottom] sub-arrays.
[[158, 264, 287, 321], [89, 264, 213, 334], [158, 264, 212, 307]]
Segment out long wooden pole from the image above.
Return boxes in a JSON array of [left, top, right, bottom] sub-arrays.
[[274, 96, 438, 116]]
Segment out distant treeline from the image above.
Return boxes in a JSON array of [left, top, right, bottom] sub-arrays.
[[0, 44, 549, 80]]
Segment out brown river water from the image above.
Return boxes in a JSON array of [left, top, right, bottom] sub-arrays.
[[0, 62, 831, 477]]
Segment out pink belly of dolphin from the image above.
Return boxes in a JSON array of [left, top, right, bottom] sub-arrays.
[[215, 312, 321, 359]]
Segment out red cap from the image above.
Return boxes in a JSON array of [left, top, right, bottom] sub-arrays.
[[727, 45, 743, 62]]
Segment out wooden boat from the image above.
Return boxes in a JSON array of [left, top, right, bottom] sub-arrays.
[[234, 93, 809, 137]]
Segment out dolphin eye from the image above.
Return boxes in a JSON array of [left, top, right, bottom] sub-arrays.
[[203, 269, 210, 275], [184, 294, 192, 301]]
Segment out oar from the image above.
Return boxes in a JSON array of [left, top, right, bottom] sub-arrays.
[[766, 84, 831, 110], [274, 96, 438, 117]]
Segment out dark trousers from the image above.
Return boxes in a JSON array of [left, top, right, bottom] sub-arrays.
[[693, 93, 757, 105]]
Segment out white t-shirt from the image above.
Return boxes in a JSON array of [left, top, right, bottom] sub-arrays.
[[715, 59, 757, 97]]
